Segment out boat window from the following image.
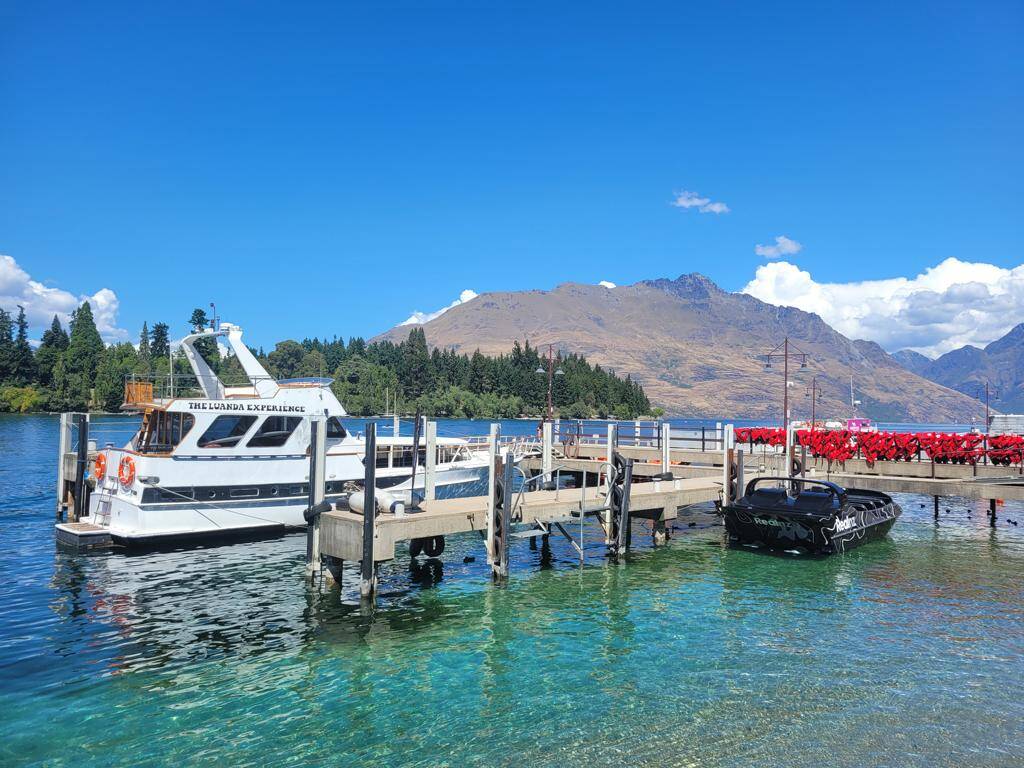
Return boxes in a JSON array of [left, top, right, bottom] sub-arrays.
[[197, 415, 258, 448], [327, 417, 347, 439], [247, 416, 302, 448], [137, 411, 195, 454]]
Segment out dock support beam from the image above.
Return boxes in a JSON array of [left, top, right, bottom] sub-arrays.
[[933, 496, 939, 519], [360, 423, 378, 601], [305, 416, 327, 583], [611, 456, 634, 558], [485, 424, 500, 566], [71, 414, 89, 523], [491, 457, 515, 581], [661, 422, 671, 469], [603, 424, 617, 544], [424, 420, 437, 501], [56, 413, 73, 518], [721, 424, 735, 509], [989, 498, 997, 527], [542, 421, 553, 480]]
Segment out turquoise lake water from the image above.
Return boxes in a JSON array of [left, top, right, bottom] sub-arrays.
[[1, 414, 1023, 766]]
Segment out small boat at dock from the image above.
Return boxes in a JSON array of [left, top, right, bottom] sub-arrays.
[[722, 477, 901, 554]]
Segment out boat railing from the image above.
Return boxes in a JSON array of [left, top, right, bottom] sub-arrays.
[[122, 373, 280, 406]]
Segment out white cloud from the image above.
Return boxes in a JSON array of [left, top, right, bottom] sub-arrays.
[[671, 190, 730, 215], [0, 254, 128, 342], [742, 257, 1024, 357], [598, 280, 617, 289], [755, 235, 803, 259], [400, 289, 479, 326]]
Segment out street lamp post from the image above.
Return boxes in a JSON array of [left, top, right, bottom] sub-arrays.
[[761, 337, 810, 433], [536, 344, 565, 422], [805, 375, 824, 433]]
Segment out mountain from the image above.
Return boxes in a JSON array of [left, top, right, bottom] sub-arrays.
[[375, 274, 985, 421], [893, 324, 1024, 412], [891, 349, 932, 377]]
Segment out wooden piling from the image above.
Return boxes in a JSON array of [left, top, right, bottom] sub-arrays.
[[424, 420, 437, 501], [305, 417, 327, 581], [71, 414, 89, 523], [360, 423, 377, 600], [485, 423, 500, 566]]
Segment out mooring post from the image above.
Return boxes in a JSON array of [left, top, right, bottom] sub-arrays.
[[721, 423, 735, 508], [604, 424, 618, 544], [485, 423, 500, 566], [56, 413, 72, 519], [492, 456, 515, 581], [305, 416, 327, 582], [989, 498, 997, 527], [933, 495, 939, 519], [424, 420, 437, 501], [542, 420, 553, 480], [613, 457, 634, 556], [71, 414, 89, 523], [360, 423, 378, 601], [661, 422, 671, 469]]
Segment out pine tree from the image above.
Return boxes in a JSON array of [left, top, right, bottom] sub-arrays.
[[150, 322, 170, 360], [136, 322, 152, 374], [0, 309, 14, 382], [11, 306, 35, 385], [188, 308, 220, 370], [36, 316, 69, 387], [65, 302, 105, 404]]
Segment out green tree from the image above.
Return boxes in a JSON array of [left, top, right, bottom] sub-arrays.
[[66, 302, 105, 385], [35, 315, 68, 387], [0, 309, 14, 382], [150, 322, 170, 360], [10, 306, 35, 385], [94, 343, 139, 411], [266, 340, 305, 379], [399, 328, 432, 399], [188, 308, 220, 370], [136, 322, 152, 374]]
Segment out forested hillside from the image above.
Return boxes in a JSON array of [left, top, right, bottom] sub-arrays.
[[0, 304, 650, 419]]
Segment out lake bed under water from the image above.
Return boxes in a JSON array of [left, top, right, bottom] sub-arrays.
[[1, 414, 1023, 767]]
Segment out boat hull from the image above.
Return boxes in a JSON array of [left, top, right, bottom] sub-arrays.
[[82, 463, 487, 545], [723, 499, 901, 555]]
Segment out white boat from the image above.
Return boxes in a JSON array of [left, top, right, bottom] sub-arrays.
[[70, 322, 488, 544]]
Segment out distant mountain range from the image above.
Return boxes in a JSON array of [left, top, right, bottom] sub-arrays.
[[375, 273, 986, 421], [893, 324, 1024, 413]]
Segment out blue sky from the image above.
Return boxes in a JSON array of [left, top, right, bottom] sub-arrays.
[[1, 1, 1021, 354]]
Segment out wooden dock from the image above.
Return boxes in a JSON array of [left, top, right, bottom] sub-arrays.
[[320, 476, 720, 563]]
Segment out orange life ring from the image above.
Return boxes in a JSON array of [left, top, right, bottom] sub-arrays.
[[118, 455, 136, 486], [94, 453, 106, 481]]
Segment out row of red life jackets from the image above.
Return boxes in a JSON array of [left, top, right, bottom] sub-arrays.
[[732, 427, 1024, 466]]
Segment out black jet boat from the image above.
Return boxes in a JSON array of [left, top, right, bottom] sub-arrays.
[[722, 477, 901, 555]]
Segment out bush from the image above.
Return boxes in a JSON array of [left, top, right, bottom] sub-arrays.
[[0, 385, 47, 413]]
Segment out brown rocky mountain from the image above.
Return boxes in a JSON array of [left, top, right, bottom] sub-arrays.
[[376, 273, 986, 421], [893, 324, 1024, 412]]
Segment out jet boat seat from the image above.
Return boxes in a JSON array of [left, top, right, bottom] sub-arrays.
[[791, 490, 837, 512], [746, 487, 788, 508]]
